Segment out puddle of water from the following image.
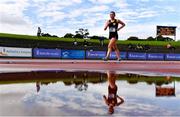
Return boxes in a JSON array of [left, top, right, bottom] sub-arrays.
[[0, 70, 180, 116]]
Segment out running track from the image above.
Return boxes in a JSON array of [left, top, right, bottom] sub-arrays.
[[0, 58, 180, 76]]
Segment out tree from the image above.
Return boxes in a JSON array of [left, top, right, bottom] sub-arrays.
[[64, 33, 74, 38], [75, 28, 89, 38], [156, 35, 164, 41], [146, 36, 155, 41], [74, 34, 83, 38], [41, 33, 51, 37], [156, 35, 175, 41], [41, 33, 58, 38], [90, 35, 100, 39], [164, 37, 174, 41], [52, 35, 58, 38], [127, 36, 139, 41]]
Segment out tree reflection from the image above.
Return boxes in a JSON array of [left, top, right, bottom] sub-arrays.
[[74, 78, 88, 91]]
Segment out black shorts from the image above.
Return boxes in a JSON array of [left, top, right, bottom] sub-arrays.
[[109, 32, 118, 40]]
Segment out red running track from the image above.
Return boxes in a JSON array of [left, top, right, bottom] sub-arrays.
[[0, 58, 180, 76]]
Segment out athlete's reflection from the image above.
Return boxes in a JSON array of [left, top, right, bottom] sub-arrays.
[[103, 71, 124, 114]]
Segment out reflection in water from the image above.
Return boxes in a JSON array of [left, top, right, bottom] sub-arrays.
[[155, 79, 176, 97], [36, 82, 40, 92], [0, 71, 180, 116], [36, 82, 54, 93], [74, 79, 88, 91], [1, 71, 179, 87], [103, 71, 124, 114], [73, 73, 88, 91]]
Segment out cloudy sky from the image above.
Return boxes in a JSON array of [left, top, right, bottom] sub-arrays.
[[1, 80, 180, 116], [0, 0, 180, 40]]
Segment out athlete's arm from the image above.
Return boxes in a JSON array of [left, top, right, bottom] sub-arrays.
[[116, 95, 124, 106], [117, 19, 125, 31], [104, 20, 110, 31], [103, 95, 109, 105]]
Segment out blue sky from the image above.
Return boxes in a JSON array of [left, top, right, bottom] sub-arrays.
[[0, 0, 180, 40]]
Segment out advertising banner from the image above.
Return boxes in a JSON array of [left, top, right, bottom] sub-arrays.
[[157, 26, 176, 36], [128, 52, 146, 60], [147, 53, 164, 60], [33, 48, 61, 58], [109, 52, 127, 59], [0, 46, 32, 57], [86, 51, 106, 59], [165, 54, 180, 60], [61, 50, 85, 59]]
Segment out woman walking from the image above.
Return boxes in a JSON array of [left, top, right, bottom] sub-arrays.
[[104, 11, 125, 61]]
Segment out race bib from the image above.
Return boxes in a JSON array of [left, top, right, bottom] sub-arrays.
[[109, 94, 115, 98], [109, 27, 116, 32]]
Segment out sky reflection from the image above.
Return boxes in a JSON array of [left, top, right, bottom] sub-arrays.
[[0, 71, 180, 116]]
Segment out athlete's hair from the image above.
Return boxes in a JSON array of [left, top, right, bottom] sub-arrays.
[[110, 11, 116, 15]]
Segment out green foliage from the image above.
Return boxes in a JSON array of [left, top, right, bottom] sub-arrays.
[[0, 33, 180, 47], [146, 36, 155, 41], [73, 33, 84, 38], [75, 28, 89, 38], [127, 36, 139, 41], [64, 33, 74, 38]]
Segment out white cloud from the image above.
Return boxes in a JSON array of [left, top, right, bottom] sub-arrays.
[[0, 0, 37, 35], [88, 0, 129, 8], [0, 0, 29, 16], [0, 0, 179, 40], [39, 11, 66, 23], [86, 5, 109, 12], [116, 7, 160, 21], [0, 13, 27, 25], [114, 0, 129, 8], [88, 0, 115, 4], [137, 11, 159, 18], [72, 0, 82, 3]]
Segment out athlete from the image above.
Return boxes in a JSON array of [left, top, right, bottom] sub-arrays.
[[103, 71, 124, 114], [104, 11, 125, 61]]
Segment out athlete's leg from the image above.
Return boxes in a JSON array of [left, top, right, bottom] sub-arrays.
[[113, 43, 121, 59], [105, 38, 116, 59], [107, 71, 116, 88]]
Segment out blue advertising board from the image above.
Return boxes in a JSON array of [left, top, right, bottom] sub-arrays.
[[33, 48, 180, 61], [165, 54, 180, 60], [86, 51, 106, 59], [33, 48, 61, 58], [86, 51, 127, 59], [61, 50, 85, 59], [147, 53, 164, 60], [109, 52, 127, 59], [128, 52, 146, 60]]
